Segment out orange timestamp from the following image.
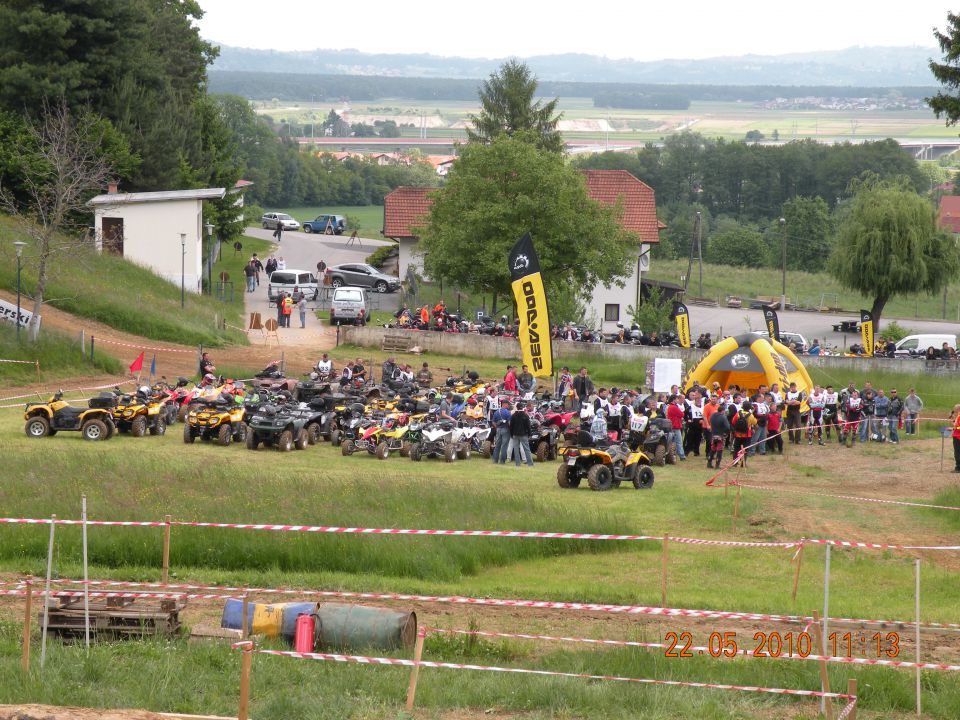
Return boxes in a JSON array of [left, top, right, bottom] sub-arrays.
[[664, 630, 901, 659]]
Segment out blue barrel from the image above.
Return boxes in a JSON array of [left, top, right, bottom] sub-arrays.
[[315, 603, 417, 650], [221, 599, 318, 639]]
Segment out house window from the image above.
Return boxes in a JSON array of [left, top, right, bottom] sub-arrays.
[[604, 304, 620, 322]]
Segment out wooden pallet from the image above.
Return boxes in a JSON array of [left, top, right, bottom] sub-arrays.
[[41, 596, 185, 640], [381, 334, 416, 353]]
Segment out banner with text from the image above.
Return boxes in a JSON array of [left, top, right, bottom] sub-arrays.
[[860, 309, 874, 357], [0, 298, 38, 331], [508, 233, 553, 377]]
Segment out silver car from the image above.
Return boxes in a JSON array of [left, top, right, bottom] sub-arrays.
[[326, 263, 401, 293], [261, 212, 301, 231]]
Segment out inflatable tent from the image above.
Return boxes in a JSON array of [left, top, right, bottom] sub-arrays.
[[683, 333, 813, 400]]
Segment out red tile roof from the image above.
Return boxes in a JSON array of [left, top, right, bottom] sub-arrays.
[[383, 186, 435, 237], [940, 195, 960, 234], [581, 169, 661, 244], [382, 170, 662, 241]]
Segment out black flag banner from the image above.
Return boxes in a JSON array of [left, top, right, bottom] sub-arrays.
[[671, 301, 691, 349], [508, 233, 553, 377], [763, 305, 781, 343], [860, 310, 874, 357]]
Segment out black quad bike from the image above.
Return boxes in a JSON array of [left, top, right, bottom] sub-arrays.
[[245, 403, 311, 452]]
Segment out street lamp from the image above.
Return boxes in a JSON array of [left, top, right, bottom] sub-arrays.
[[779, 217, 787, 311], [205, 222, 214, 295], [13, 241, 26, 340], [180, 233, 186, 309]]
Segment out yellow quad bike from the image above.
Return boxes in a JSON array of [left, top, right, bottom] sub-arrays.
[[557, 433, 654, 491], [112, 387, 168, 437], [373, 414, 415, 460], [183, 395, 247, 446], [24, 391, 116, 441]]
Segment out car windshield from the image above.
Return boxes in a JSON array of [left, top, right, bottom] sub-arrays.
[[278, 214, 293, 220], [334, 289, 363, 303], [359, 264, 378, 273]]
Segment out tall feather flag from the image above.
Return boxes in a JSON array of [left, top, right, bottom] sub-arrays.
[[762, 305, 781, 343], [671, 301, 691, 349], [860, 310, 874, 357], [129, 351, 145, 374], [508, 233, 552, 377]]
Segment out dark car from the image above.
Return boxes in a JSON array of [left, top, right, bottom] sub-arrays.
[[303, 214, 346, 234], [327, 263, 401, 293]]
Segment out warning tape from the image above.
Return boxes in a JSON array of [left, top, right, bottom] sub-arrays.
[[235, 645, 857, 701], [423, 627, 960, 672], [737, 483, 960, 513], [91, 337, 196, 354], [0, 358, 38, 364], [0, 379, 133, 404]]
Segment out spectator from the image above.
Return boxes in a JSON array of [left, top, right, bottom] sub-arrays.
[[731, 401, 756, 466], [706, 396, 730, 469], [491, 401, 512, 464], [272, 221, 283, 241], [751, 390, 768, 455], [339, 361, 354, 388], [807, 385, 825, 446], [416, 362, 433, 388], [765, 394, 783, 454], [316, 259, 327, 275], [844, 390, 863, 447], [952, 404, 960, 472], [572, 367, 594, 412], [517, 365, 535, 396], [590, 408, 609, 444], [784, 382, 804, 444], [277, 256, 286, 271], [558, 366, 573, 406], [265, 255, 277, 276], [873, 389, 890, 442], [684, 389, 704, 457], [666, 395, 687, 461], [903, 388, 923, 435], [503, 365, 518, 393], [438, 392, 455, 422], [198, 351, 215, 378], [297, 293, 307, 329], [808, 339, 822, 356], [823, 385, 840, 442], [509, 400, 534, 467], [251, 254, 264, 286], [243, 261, 256, 293], [353, 358, 366, 382], [281, 293, 293, 327], [382, 357, 397, 383], [276, 292, 285, 327], [860, 383, 876, 443], [887, 388, 903, 445]]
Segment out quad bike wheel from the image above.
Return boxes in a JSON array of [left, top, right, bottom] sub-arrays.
[[399, 442, 411, 457], [102, 421, 114, 440], [217, 424, 232, 446], [341, 439, 355, 456], [81, 419, 108, 441], [409, 442, 423, 461], [375, 441, 390, 460], [587, 463, 614, 491], [246, 430, 259, 450], [150, 419, 167, 436], [329, 428, 341, 446], [666, 446, 678, 465], [457, 442, 471, 460], [557, 464, 581, 489], [182, 423, 195, 444], [548, 444, 558, 461], [294, 428, 309, 450], [479, 440, 492, 458], [130, 416, 147, 437], [25, 416, 50, 438], [177, 402, 195, 423], [633, 466, 655, 490], [535, 441, 550, 462], [234, 423, 247, 443], [653, 445, 666, 467], [443, 444, 457, 463], [277, 430, 294, 452], [306, 422, 322, 445]]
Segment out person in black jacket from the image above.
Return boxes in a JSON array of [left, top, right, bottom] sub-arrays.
[[509, 400, 534, 467]]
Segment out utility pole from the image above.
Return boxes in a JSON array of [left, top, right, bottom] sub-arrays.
[[779, 217, 787, 311]]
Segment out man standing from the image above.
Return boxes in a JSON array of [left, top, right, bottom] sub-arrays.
[[807, 385, 826, 446], [273, 221, 283, 242], [705, 395, 727, 469], [860, 383, 876, 443], [666, 394, 687, 461], [844, 391, 863, 447], [904, 388, 923, 435], [243, 260, 256, 293], [572, 367, 594, 412], [751, 391, 768, 455], [416, 362, 433, 388], [198, 351, 215, 379], [503, 365, 518, 394], [873, 389, 890, 442], [516, 365, 535, 396], [784, 382, 804, 444], [823, 385, 840, 442], [251, 254, 264, 287], [297, 294, 307, 329], [509, 400, 534, 467], [684, 390, 704, 457], [887, 388, 903, 445], [491, 401, 512, 464], [731, 402, 756, 467], [952, 404, 960, 472]]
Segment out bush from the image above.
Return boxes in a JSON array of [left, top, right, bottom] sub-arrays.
[[881, 321, 913, 343], [366, 243, 397, 269], [707, 227, 769, 268]]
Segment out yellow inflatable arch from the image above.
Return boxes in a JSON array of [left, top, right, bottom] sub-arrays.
[[683, 333, 814, 401]]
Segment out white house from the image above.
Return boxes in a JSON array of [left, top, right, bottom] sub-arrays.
[[383, 170, 664, 330], [89, 185, 225, 294]]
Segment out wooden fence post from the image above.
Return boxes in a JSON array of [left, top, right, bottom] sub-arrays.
[[238, 641, 253, 720], [405, 626, 427, 711], [811, 610, 835, 720], [21, 580, 32, 674], [847, 678, 858, 720], [660, 534, 669, 608], [161, 515, 172, 584]]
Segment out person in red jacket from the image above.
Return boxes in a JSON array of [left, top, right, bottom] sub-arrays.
[[666, 395, 687, 460], [764, 393, 783, 455], [502, 365, 518, 393]]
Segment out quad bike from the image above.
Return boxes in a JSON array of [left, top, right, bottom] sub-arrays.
[[341, 417, 384, 456], [636, 417, 677, 467], [24, 391, 116, 441], [295, 372, 333, 403], [460, 421, 492, 457], [557, 430, 654, 491], [152, 377, 190, 425], [112, 386, 168, 437], [373, 414, 414, 459], [251, 361, 298, 394], [245, 402, 310, 452], [408, 418, 468, 462], [183, 394, 247, 446], [529, 418, 559, 462], [329, 402, 367, 447]]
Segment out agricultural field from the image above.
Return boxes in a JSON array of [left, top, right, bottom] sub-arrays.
[[0, 355, 959, 718]]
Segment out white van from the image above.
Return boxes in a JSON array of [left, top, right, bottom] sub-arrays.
[[267, 269, 319, 302], [894, 334, 957, 356], [330, 286, 367, 325]]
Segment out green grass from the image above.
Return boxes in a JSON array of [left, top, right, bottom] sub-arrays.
[[0, 217, 268, 348], [648, 258, 960, 324], [270, 205, 386, 234], [0, 322, 120, 383]]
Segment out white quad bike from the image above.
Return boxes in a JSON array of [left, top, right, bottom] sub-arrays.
[[409, 419, 470, 462], [460, 422, 492, 457]]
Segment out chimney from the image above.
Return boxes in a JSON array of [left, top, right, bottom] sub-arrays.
[[107, 182, 119, 194]]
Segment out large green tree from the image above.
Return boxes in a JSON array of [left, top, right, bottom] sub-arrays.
[[467, 60, 563, 154], [781, 196, 834, 272], [929, 12, 960, 123], [828, 179, 960, 328], [417, 133, 635, 308]]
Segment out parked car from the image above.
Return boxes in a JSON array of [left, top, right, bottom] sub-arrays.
[[268, 269, 319, 302], [751, 330, 808, 353], [327, 263, 401, 293], [303, 214, 347, 234], [261, 212, 301, 231], [895, 334, 958, 356], [330, 286, 367, 325]]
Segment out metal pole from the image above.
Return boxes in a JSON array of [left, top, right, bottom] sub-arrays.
[[821, 542, 832, 715], [40, 514, 56, 669], [82, 496, 90, 653], [180, 233, 186, 309], [696, 211, 703, 297], [16, 251, 22, 341], [915, 559, 922, 717], [779, 217, 787, 311]]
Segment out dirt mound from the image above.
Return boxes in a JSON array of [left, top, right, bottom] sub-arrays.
[[0, 706, 233, 720]]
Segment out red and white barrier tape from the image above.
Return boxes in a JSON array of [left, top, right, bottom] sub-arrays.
[[0, 358, 38, 364], [236, 645, 857, 702], [0, 379, 133, 405], [423, 627, 960, 672], [737, 483, 960, 513], [90, 337, 197, 354]]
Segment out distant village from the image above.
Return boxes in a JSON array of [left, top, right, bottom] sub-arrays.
[[757, 96, 929, 111]]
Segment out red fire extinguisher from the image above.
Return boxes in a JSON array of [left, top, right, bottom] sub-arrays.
[[294, 613, 315, 653]]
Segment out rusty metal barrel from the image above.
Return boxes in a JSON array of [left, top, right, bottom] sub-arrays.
[[314, 603, 416, 650]]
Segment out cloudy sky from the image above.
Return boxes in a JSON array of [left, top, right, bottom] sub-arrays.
[[196, 0, 947, 59]]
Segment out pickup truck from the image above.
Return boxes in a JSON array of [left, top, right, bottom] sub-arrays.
[[303, 215, 346, 235]]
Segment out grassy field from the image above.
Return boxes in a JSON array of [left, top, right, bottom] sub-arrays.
[[270, 205, 386, 234], [0, 363, 958, 717], [0, 218, 270, 348], [0, 322, 120, 383], [648, 258, 960, 322]]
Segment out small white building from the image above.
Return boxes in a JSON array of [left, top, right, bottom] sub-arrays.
[[89, 185, 225, 294]]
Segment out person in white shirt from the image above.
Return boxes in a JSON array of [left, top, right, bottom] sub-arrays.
[[685, 390, 705, 457], [750, 393, 768, 455], [313, 353, 333, 379], [277, 257, 286, 271], [823, 385, 840, 441], [806, 385, 826, 446]]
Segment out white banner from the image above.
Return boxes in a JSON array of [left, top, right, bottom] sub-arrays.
[[653, 358, 682, 393], [0, 298, 39, 331]]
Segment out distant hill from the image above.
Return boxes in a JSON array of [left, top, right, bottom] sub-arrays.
[[209, 44, 939, 86]]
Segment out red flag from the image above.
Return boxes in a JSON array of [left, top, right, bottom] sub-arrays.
[[129, 351, 145, 374]]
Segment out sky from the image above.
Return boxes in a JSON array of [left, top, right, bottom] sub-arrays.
[[196, 0, 948, 60]]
